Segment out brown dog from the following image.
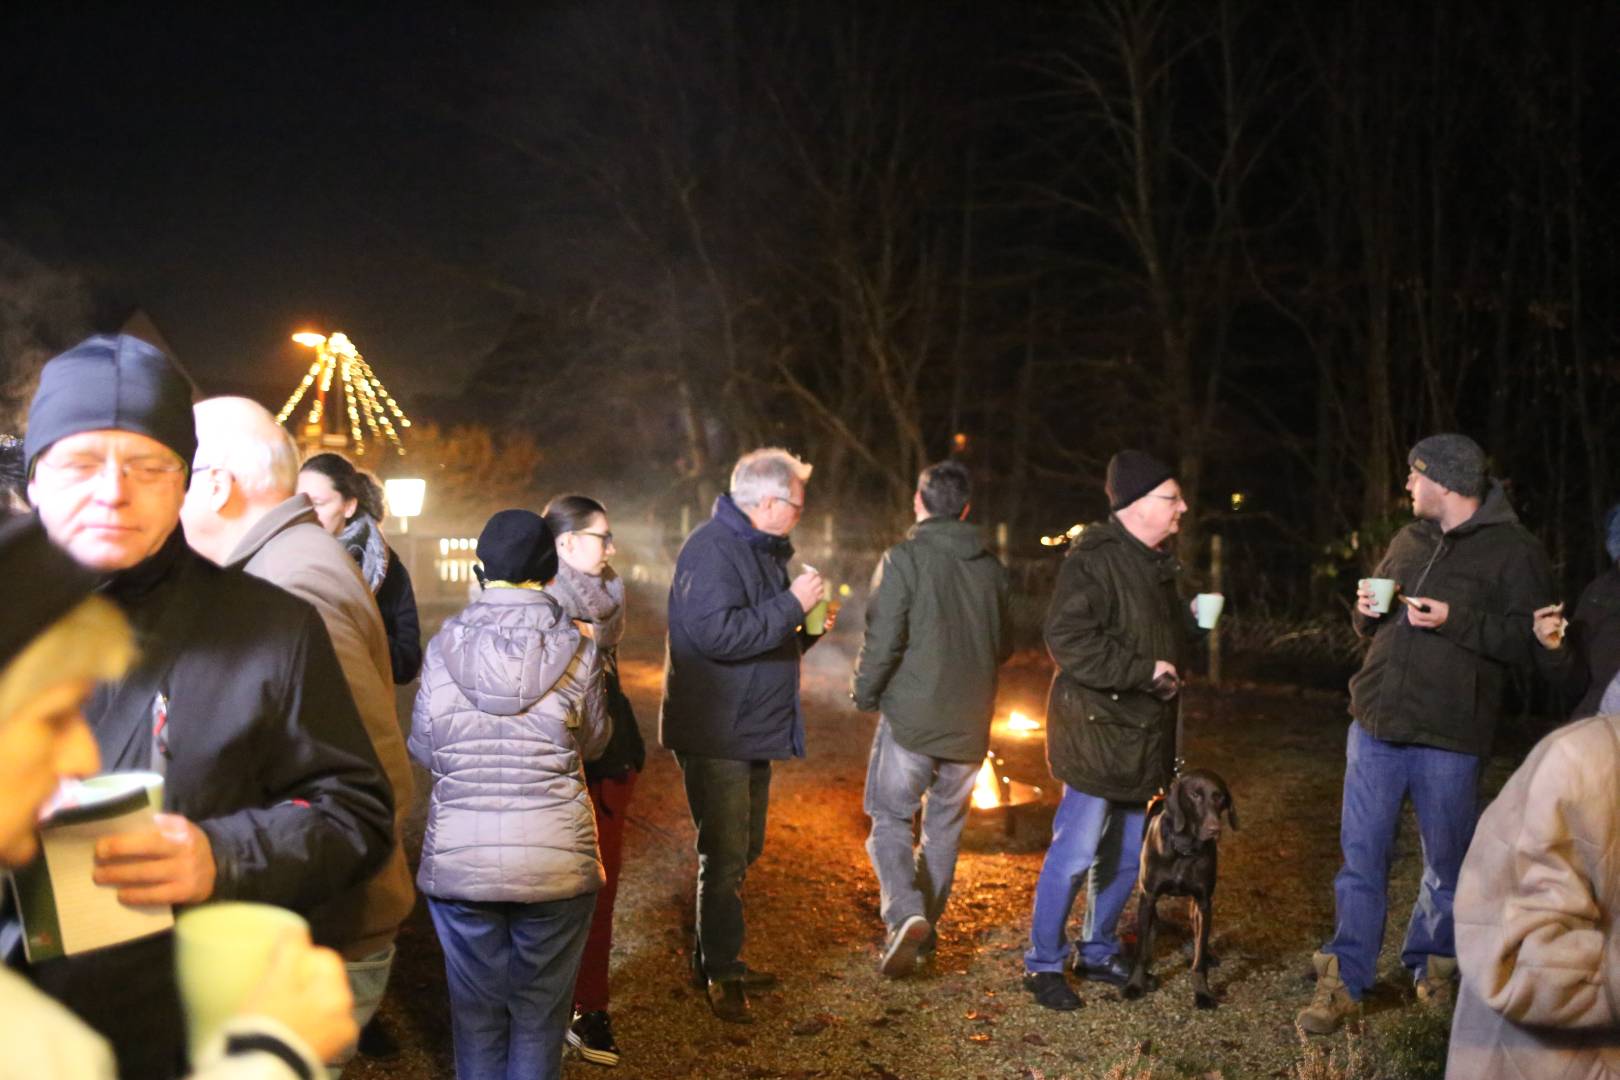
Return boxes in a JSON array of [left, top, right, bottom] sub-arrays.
[[1122, 768, 1238, 1009]]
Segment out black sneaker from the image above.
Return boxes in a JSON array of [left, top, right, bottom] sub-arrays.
[[567, 1010, 621, 1067], [1023, 971, 1084, 1011], [1072, 954, 1133, 988]]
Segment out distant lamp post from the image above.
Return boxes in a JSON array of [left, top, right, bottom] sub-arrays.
[[384, 478, 427, 534], [278, 330, 412, 457]]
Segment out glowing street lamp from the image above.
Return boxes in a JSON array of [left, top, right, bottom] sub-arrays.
[[384, 477, 426, 534]]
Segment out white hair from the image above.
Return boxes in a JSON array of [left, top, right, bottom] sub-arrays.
[[192, 397, 301, 500], [729, 447, 813, 509]]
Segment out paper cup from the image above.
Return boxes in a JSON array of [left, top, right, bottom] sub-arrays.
[[1360, 577, 1397, 615], [1194, 593, 1225, 630], [804, 597, 830, 636], [80, 771, 164, 811], [175, 902, 308, 1060]]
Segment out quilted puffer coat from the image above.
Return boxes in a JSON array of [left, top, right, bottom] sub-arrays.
[[409, 585, 610, 903]]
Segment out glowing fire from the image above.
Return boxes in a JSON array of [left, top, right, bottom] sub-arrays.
[[1007, 710, 1040, 734], [971, 754, 1001, 810]]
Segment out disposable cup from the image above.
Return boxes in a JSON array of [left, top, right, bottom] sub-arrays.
[[805, 597, 830, 635], [175, 902, 308, 1060], [1360, 577, 1397, 615], [1194, 593, 1225, 630]]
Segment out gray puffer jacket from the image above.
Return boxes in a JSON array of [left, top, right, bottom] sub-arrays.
[[409, 586, 610, 903]]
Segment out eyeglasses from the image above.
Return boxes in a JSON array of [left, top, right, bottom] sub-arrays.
[[574, 530, 615, 545], [37, 454, 186, 486], [776, 496, 804, 512]]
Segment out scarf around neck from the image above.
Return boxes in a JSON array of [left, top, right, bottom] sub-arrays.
[[337, 512, 389, 593], [548, 561, 625, 651]]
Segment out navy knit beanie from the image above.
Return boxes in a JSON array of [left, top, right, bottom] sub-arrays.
[[1106, 449, 1175, 511], [476, 509, 557, 586], [24, 335, 197, 472]]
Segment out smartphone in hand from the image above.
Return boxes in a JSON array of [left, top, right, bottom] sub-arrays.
[[1398, 595, 1431, 614]]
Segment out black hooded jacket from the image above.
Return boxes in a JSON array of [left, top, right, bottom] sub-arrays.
[[1347, 482, 1568, 755]]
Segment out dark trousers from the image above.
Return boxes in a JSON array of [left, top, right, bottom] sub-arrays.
[[674, 752, 771, 982], [31, 931, 185, 1079], [572, 770, 638, 1012]]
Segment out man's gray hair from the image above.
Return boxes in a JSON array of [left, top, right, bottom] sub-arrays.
[[730, 447, 813, 509], [192, 396, 301, 500]]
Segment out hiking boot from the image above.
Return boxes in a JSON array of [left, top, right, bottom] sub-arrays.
[[567, 1010, 621, 1067], [706, 979, 754, 1024], [1023, 971, 1084, 1011], [1296, 951, 1358, 1035], [1416, 955, 1458, 1008], [880, 914, 932, 978]]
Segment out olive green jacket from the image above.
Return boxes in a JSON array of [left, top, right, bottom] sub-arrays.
[[1043, 517, 1198, 802]]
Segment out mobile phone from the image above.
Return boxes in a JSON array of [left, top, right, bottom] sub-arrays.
[[1398, 595, 1431, 614]]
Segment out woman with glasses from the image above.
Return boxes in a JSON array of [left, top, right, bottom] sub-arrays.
[[297, 453, 423, 685], [543, 495, 644, 1069]]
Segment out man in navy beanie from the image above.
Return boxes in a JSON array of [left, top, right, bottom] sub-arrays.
[[20, 335, 392, 1077], [1023, 449, 1212, 1010], [1298, 433, 1570, 1034]]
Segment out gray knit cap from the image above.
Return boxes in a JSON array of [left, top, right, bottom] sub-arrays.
[[1408, 434, 1486, 497]]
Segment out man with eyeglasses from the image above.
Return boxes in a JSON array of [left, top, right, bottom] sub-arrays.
[[18, 335, 392, 1077], [1023, 449, 1208, 1011], [660, 447, 827, 1024]]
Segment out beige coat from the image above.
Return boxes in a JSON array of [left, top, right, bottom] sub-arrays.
[[1446, 714, 1620, 1079], [228, 495, 416, 958]]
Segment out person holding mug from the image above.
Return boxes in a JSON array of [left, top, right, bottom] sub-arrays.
[[0, 513, 355, 1079]]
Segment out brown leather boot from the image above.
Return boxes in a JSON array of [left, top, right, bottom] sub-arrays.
[[1416, 955, 1458, 1008], [1297, 951, 1358, 1035]]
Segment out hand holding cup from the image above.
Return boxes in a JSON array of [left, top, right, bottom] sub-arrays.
[[790, 570, 825, 614], [238, 927, 357, 1063]]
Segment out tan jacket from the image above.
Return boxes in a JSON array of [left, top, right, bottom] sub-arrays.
[[1446, 714, 1620, 1079], [228, 495, 416, 958]]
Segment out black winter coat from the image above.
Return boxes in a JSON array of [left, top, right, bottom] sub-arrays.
[[1557, 565, 1620, 719], [27, 531, 394, 1080], [378, 546, 423, 684], [1347, 482, 1566, 755], [1042, 518, 1197, 803], [659, 495, 820, 761]]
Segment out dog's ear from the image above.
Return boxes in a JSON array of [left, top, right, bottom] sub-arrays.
[[1221, 782, 1239, 832], [1165, 777, 1188, 836]]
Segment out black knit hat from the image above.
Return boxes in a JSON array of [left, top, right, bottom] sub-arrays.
[[0, 512, 99, 671], [1408, 434, 1486, 498], [24, 335, 197, 472], [476, 509, 557, 585], [1106, 449, 1175, 511]]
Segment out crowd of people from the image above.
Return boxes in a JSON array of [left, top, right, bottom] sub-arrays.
[[1, 332, 1618, 1080]]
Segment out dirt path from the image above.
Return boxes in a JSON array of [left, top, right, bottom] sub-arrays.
[[349, 627, 1481, 1080]]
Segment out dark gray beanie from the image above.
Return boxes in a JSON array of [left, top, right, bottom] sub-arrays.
[[1408, 434, 1486, 497], [1106, 449, 1175, 511], [24, 335, 197, 472]]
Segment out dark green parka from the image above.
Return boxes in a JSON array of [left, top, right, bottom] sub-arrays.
[[1043, 517, 1197, 802], [851, 517, 1012, 762]]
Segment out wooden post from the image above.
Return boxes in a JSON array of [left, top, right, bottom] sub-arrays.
[[679, 503, 691, 538], [996, 522, 1009, 564], [823, 513, 834, 562], [1209, 533, 1224, 686]]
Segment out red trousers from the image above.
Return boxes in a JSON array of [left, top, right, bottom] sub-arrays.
[[573, 769, 637, 1012]]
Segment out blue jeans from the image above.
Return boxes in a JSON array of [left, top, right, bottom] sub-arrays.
[[1025, 784, 1144, 973], [1324, 722, 1481, 999], [674, 752, 771, 981], [427, 893, 595, 1080], [863, 718, 979, 938]]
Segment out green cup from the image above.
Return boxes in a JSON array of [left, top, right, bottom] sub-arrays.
[[805, 597, 830, 635], [175, 902, 308, 1060]]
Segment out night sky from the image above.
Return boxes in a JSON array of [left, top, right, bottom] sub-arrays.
[[1, 8, 546, 398]]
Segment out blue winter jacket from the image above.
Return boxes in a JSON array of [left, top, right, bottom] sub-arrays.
[[659, 494, 819, 760]]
